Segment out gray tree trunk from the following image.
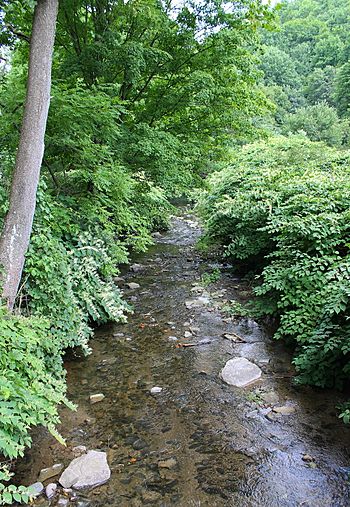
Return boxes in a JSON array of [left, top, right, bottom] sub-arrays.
[[0, 0, 58, 310]]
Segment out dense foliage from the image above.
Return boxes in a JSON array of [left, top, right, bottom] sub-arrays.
[[0, 0, 271, 497], [199, 135, 350, 417], [261, 0, 350, 145]]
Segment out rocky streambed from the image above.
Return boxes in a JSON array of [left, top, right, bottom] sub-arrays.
[[17, 211, 350, 506]]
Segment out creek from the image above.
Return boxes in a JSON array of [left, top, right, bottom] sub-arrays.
[[18, 210, 350, 506]]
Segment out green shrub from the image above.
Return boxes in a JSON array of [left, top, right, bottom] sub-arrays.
[[0, 308, 70, 459], [199, 136, 350, 411]]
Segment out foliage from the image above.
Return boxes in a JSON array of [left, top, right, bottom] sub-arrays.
[[199, 136, 350, 409], [0, 467, 30, 505], [200, 268, 221, 286], [0, 308, 70, 459], [282, 102, 349, 147], [261, 0, 350, 145]]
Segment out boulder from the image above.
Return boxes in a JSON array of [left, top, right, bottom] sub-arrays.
[[220, 357, 262, 387], [59, 450, 110, 490]]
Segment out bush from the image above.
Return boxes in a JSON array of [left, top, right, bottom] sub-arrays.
[[198, 136, 350, 409]]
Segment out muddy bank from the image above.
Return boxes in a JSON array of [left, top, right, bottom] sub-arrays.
[[17, 211, 350, 506]]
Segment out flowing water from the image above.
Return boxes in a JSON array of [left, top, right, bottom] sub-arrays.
[[18, 211, 350, 506]]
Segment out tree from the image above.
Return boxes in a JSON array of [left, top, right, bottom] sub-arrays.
[[283, 102, 349, 147], [0, 0, 58, 309]]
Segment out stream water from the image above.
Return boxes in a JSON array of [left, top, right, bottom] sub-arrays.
[[18, 210, 350, 506]]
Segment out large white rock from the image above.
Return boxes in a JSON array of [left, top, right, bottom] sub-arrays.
[[221, 357, 262, 387], [59, 450, 110, 490]]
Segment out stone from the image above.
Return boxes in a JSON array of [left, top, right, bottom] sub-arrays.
[[168, 336, 178, 342], [302, 454, 315, 463], [133, 439, 148, 450], [261, 391, 279, 405], [59, 450, 110, 490], [265, 411, 281, 422], [150, 386, 162, 394], [184, 331, 192, 339], [72, 445, 87, 457], [57, 497, 69, 507], [220, 358, 262, 387], [273, 405, 296, 416], [89, 393, 105, 404], [130, 263, 144, 272], [45, 483, 57, 499], [185, 297, 210, 309], [38, 463, 64, 482], [28, 482, 44, 498], [158, 458, 177, 469], [127, 282, 140, 290]]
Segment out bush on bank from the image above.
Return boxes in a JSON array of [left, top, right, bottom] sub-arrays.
[[198, 135, 350, 420]]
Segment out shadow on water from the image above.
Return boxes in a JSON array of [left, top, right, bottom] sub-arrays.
[[16, 209, 350, 506]]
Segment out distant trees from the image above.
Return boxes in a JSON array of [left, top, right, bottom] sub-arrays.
[[261, 0, 350, 146]]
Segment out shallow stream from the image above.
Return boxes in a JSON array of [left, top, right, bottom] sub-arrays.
[[18, 211, 350, 506]]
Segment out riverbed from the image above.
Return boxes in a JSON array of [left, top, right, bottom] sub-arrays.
[[17, 211, 350, 506]]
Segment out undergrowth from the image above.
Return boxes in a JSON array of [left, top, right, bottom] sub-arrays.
[[198, 135, 350, 421]]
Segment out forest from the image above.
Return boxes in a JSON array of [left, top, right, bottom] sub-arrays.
[[1, 0, 350, 504]]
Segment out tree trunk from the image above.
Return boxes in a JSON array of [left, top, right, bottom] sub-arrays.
[[0, 0, 58, 310]]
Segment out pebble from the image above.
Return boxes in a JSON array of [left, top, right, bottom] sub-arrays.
[[158, 458, 177, 469], [168, 335, 178, 341], [184, 331, 192, 338], [127, 282, 140, 290], [150, 386, 162, 394], [302, 454, 315, 463], [89, 393, 105, 404], [57, 497, 69, 507], [130, 263, 144, 272], [45, 483, 57, 499]]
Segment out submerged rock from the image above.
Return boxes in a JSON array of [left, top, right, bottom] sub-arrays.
[[150, 386, 162, 394], [127, 282, 140, 290], [38, 463, 63, 482], [220, 358, 262, 387], [59, 450, 110, 490], [273, 405, 296, 415], [89, 393, 105, 404], [28, 482, 44, 497], [158, 458, 177, 469]]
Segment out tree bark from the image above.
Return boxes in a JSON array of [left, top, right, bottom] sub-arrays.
[[0, 0, 58, 310]]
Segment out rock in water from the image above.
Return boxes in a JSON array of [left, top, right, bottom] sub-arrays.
[[45, 483, 57, 499], [127, 282, 140, 290], [89, 393, 105, 404], [27, 482, 44, 498], [150, 386, 162, 394], [220, 357, 262, 387], [38, 463, 64, 482], [59, 450, 110, 490]]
